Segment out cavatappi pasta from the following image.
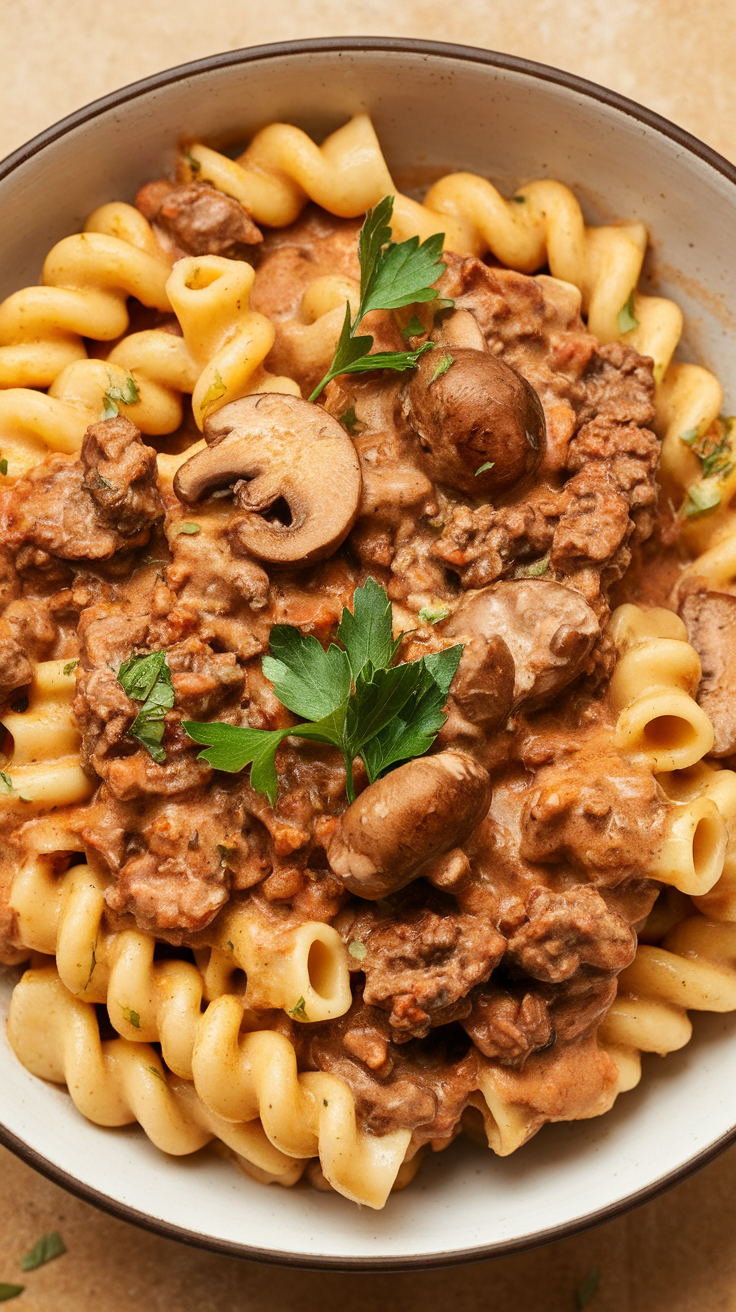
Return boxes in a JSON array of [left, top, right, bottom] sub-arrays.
[[0, 114, 735, 1210]]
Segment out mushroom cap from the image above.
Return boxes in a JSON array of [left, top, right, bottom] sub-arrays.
[[173, 393, 362, 566], [328, 749, 492, 900], [445, 579, 599, 709], [402, 347, 545, 496]]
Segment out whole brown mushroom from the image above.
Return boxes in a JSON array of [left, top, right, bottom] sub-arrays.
[[327, 749, 491, 900], [402, 347, 545, 496]]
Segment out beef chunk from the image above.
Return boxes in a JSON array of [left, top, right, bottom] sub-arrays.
[[81, 416, 163, 536], [136, 179, 262, 256], [521, 748, 669, 883], [577, 340, 656, 428], [680, 589, 736, 756], [302, 992, 478, 1143], [506, 886, 637, 983], [462, 986, 552, 1066], [1, 421, 162, 562], [352, 897, 505, 1040]]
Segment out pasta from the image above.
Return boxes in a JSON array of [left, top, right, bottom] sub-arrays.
[[1, 112, 735, 1211]]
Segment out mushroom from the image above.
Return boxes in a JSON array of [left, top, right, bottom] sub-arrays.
[[444, 633, 516, 731], [445, 579, 599, 709], [327, 750, 491, 900], [402, 347, 546, 497], [173, 393, 362, 566]]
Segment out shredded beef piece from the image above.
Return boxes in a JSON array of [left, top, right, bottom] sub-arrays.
[[679, 589, 736, 756], [302, 991, 478, 1143], [521, 748, 668, 882], [81, 416, 163, 536], [350, 895, 505, 1040], [136, 179, 262, 255], [0, 597, 57, 696], [506, 886, 637, 983]]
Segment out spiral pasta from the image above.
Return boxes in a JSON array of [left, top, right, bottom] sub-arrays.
[[0, 660, 92, 808]]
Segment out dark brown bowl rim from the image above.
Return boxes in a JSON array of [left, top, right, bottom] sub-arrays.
[[2, 34, 736, 1273]]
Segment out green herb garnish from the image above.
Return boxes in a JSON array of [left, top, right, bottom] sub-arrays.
[[617, 291, 639, 334], [516, 555, 551, 578], [117, 649, 174, 763], [0, 459, 7, 477], [0, 772, 13, 794], [348, 940, 367, 960], [102, 373, 139, 420], [20, 1231, 66, 1272], [418, 605, 450, 625], [684, 482, 722, 517], [511, 194, 526, 204], [401, 315, 425, 341], [184, 578, 463, 806], [121, 1006, 141, 1029], [0, 1285, 24, 1302], [339, 405, 360, 436], [199, 369, 227, 414], [63, 660, 78, 676], [574, 1265, 601, 1309], [680, 427, 700, 446], [174, 522, 201, 536], [183, 147, 201, 176], [308, 197, 450, 402], [684, 421, 735, 482], [429, 352, 454, 383], [289, 997, 309, 1022], [475, 461, 495, 476]]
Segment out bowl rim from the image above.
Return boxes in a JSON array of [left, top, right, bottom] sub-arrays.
[[2, 33, 736, 1273]]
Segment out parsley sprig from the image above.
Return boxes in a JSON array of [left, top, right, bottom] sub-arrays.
[[308, 197, 450, 402], [184, 578, 462, 806], [117, 649, 175, 764]]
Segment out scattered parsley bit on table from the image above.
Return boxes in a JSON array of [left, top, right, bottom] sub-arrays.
[[117, 650, 174, 764], [20, 1231, 66, 1272], [184, 577, 463, 806], [0, 1284, 24, 1302], [574, 1265, 601, 1310], [308, 195, 451, 402]]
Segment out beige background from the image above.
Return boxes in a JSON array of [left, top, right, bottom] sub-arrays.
[[2, 1, 736, 1308]]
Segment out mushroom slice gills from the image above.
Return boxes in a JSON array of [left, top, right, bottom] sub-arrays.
[[173, 393, 362, 565]]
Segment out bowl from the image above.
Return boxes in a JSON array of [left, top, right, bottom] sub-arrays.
[[2, 36, 736, 1271]]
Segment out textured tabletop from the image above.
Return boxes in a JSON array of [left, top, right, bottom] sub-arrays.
[[2, 1, 736, 1308]]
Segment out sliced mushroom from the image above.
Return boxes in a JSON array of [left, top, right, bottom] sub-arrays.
[[173, 393, 362, 566], [402, 347, 545, 497], [327, 750, 491, 900], [445, 579, 599, 709], [679, 588, 736, 756]]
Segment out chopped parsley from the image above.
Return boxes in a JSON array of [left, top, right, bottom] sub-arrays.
[[574, 1265, 601, 1309], [0, 459, 7, 477], [683, 420, 735, 482], [0, 772, 13, 794], [0, 1285, 24, 1302], [401, 314, 425, 341], [418, 605, 451, 625], [516, 555, 551, 578], [174, 522, 201, 536], [339, 405, 360, 436], [20, 1231, 66, 1272], [684, 482, 722, 517], [348, 940, 367, 960], [289, 997, 309, 1022], [429, 352, 454, 384], [121, 1006, 141, 1029], [199, 369, 227, 415], [617, 291, 639, 334], [511, 194, 526, 204], [117, 649, 174, 764], [308, 196, 451, 402], [62, 659, 78, 676], [184, 577, 463, 806], [475, 461, 495, 476], [183, 147, 201, 176], [102, 373, 139, 420]]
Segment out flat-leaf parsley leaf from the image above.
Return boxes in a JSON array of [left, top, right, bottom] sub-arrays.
[[184, 579, 463, 806], [117, 649, 174, 764], [308, 196, 450, 401]]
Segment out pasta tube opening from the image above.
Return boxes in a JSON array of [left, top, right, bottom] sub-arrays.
[[652, 796, 726, 895]]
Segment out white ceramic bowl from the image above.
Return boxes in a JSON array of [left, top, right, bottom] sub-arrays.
[[2, 38, 736, 1270]]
